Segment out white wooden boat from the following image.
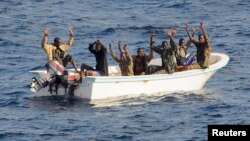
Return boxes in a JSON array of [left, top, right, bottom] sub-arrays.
[[30, 52, 229, 100]]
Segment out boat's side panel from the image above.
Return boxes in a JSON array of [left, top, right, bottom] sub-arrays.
[[84, 71, 216, 99], [74, 78, 94, 99], [33, 87, 65, 97]]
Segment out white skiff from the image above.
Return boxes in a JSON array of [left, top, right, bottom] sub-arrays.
[[30, 52, 229, 100]]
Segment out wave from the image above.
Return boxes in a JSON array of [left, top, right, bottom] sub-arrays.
[[93, 26, 167, 37], [0, 97, 19, 107], [157, 1, 191, 9], [0, 132, 26, 140], [0, 40, 23, 47], [203, 103, 235, 111]]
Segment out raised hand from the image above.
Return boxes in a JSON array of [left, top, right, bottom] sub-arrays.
[[199, 21, 208, 41], [150, 31, 155, 47], [185, 24, 189, 30], [69, 27, 74, 37], [200, 21, 205, 30], [191, 27, 196, 33], [109, 43, 112, 51], [118, 40, 121, 48], [123, 44, 127, 52], [166, 30, 172, 37], [171, 28, 177, 36], [44, 27, 49, 36], [118, 41, 123, 52], [150, 31, 154, 37]]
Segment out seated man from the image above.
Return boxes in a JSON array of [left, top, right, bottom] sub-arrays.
[[132, 31, 154, 75], [80, 40, 109, 76], [109, 41, 134, 76], [146, 30, 177, 74], [41, 27, 78, 72], [185, 22, 211, 70], [169, 27, 197, 66]]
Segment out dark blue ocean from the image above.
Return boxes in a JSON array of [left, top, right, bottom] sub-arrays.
[[0, 0, 250, 140]]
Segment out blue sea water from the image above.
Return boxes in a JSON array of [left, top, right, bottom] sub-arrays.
[[0, 0, 250, 140]]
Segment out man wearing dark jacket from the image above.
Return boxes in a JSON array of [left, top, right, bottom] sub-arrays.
[[80, 40, 109, 76]]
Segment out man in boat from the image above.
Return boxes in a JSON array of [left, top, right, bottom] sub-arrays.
[[132, 31, 154, 75], [169, 27, 197, 67], [41, 27, 78, 72], [185, 22, 211, 70], [146, 29, 177, 74], [109, 41, 134, 76], [80, 39, 109, 76]]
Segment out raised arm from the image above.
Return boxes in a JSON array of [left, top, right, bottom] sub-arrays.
[[199, 22, 208, 43], [60, 28, 74, 51], [118, 41, 124, 53], [69, 27, 74, 37], [109, 43, 113, 53], [150, 31, 155, 48], [150, 31, 159, 53], [148, 48, 153, 61], [88, 41, 96, 53], [123, 44, 133, 64], [41, 27, 54, 61], [41, 27, 49, 48], [167, 29, 179, 51], [149, 31, 165, 54], [148, 31, 154, 60], [186, 27, 196, 47], [167, 29, 173, 44], [109, 43, 121, 63], [191, 27, 196, 37], [185, 24, 194, 42]]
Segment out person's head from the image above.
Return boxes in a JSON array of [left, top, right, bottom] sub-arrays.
[[161, 41, 169, 49], [53, 37, 61, 48], [198, 34, 205, 43], [94, 39, 102, 51], [137, 48, 145, 57], [120, 51, 127, 61], [179, 38, 185, 46]]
